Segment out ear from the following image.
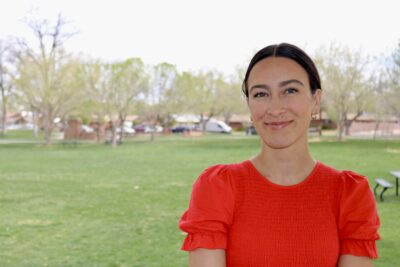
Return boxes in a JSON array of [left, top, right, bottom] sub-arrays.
[[312, 89, 322, 115]]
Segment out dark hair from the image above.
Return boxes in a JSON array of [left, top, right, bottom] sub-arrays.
[[242, 43, 321, 98]]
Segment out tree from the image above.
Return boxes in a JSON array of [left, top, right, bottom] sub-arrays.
[[80, 59, 108, 143], [111, 58, 148, 146], [82, 58, 148, 148], [315, 44, 373, 140], [14, 14, 82, 145], [219, 67, 248, 124], [0, 39, 15, 136], [182, 70, 223, 132], [173, 70, 246, 132], [387, 41, 400, 124], [146, 62, 177, 140], [173, 71, 200, 114]]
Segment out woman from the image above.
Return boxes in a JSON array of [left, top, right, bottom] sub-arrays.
[[178, 43, 380, 267]]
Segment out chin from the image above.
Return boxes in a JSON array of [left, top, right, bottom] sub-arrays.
[[261, 138, 294, 150]]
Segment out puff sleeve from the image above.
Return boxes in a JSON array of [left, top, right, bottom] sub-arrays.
[[178, 165, 235, 251], [338, 171, 380, 258]]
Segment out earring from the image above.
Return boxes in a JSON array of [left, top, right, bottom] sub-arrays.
[[311, 113, 317, 120]]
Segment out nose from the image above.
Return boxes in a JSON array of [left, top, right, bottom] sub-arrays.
[[267, 96, 286, 117]]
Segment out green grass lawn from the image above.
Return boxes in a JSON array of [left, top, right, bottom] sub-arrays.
[[0, 134, 399, 266], [0, 130, 45, 141]]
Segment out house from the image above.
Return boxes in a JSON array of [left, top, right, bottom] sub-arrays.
[[347, 113, 400, 136]]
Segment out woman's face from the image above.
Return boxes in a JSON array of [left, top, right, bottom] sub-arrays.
[[247, 56, 321, 150]]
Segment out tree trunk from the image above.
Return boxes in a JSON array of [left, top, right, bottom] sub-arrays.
[[119, 117, 125, 144], [336, 111, 344, 142], [201, 112, 214, 133], [0, 98, 6, 136], [44, 123, 53, 146], [149, 131, 154, 142], [89, 120, 101, 143], [95, 124, 101, 143], [111, 121, 119, 148], [344, 111, 362, 136], [44, 108, 54, 146], [344, 120, 350, 136], [150, 123, 155, 142], [200, 113, 205, 132], [373, 120, 381, 140], [336, 109, 348, 142], [337, 120, 344, 141], [32, 110, 39, 138]]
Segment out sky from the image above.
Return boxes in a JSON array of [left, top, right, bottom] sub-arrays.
[[1, 0, 399, 75]]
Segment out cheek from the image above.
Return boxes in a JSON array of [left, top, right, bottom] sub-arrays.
[[287, 99, 314, 117], [248, 101, 267, 119]]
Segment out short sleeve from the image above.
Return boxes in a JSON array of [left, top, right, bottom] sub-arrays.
[[338, 171, 380, 259], [178, 165, 235, 251]]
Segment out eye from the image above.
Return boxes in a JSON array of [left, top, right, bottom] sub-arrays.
[[253, 91, 269, 98], [284, 88, 299, 94]]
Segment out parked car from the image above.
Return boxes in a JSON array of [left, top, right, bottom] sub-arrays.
[[115, 126, 136, 136], [6, 123, 34, 130], [246, 125, 257, 135], [171, 125, 192, 133], [81, 125, 94, 133], [133, 124, 163, 133], [205, 119, 232, 134]]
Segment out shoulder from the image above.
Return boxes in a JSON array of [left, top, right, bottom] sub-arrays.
[[317, 162, 370, 187], [338, 170, 374, 208], [198, 164, 230, 179], [195, 161, 248, 187], [194, 164, 230, 187], [190, 162, 250, 204], [338, 169, 372, 196]]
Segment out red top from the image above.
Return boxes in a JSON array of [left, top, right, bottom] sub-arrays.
[[179, 161, 380, 267]]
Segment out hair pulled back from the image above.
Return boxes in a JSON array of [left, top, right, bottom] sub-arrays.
[[242, 43, 321, 98]]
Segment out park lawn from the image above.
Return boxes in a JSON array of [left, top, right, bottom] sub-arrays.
[[0, 130, 45, 141], [0, 135, 399, 267]]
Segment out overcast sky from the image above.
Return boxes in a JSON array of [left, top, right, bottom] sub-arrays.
[[1, 0, 399, 75]]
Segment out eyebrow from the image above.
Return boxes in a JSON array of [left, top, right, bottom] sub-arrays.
[[279, 79, 304, 87], [249, 79, 305, 92]]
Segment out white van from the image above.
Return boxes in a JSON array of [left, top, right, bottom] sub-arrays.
[[205, 119, 232, 134]]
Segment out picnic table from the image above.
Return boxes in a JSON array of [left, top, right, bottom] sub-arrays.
[[391, 171, 400, 196]]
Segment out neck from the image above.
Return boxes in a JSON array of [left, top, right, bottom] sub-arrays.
[[252, 140, 316, 186]]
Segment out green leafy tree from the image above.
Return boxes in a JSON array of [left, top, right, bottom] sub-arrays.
[[184, 70, 224, 132], [146, 62, 177, 140], [173, 70, 246, 132], [14, 14, 82, 145], [387, 41, 400, 123], [220, 68, 248, 124], [82, 58, 148, 147], [0, 39, 16, 136], [80, 59, 108, 143], [315, 43, 373, 140]]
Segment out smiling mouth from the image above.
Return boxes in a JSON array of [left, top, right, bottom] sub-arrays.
[[264, 120, 294, 129]]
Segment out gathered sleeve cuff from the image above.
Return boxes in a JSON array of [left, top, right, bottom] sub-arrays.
[[338, 171, 380, 258], [178, 165, 234, 251], [340, 239, 378, 259], [181, 231, 228, 251]]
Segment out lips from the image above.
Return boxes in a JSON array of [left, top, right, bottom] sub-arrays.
[[264, 120, 293, 130]]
